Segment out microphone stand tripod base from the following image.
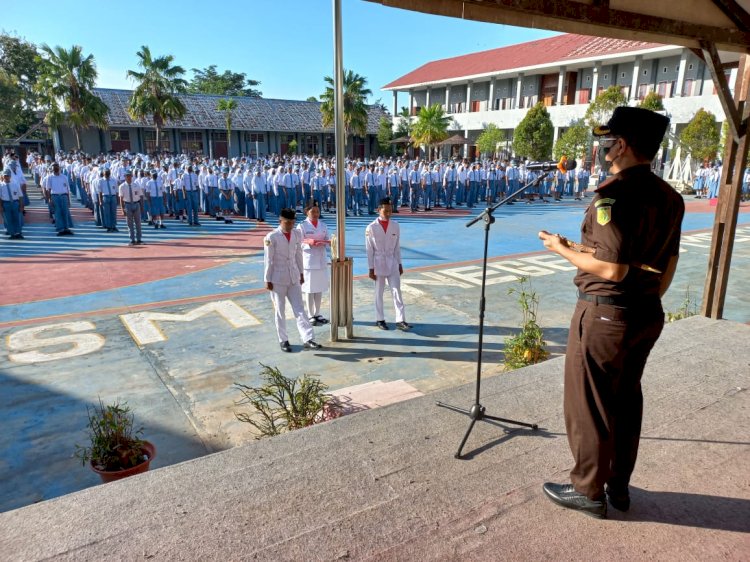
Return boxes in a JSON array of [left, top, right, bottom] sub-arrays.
[[436, 400, 538, 459]]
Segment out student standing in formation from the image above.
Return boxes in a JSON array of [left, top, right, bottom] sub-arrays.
[[366, 197, 411, 331], [183, 165, 201, 226], [43, 162, 75, 236], [1, 168, 24, 239], [264, 208, 323, 352], [98, 168, 119, 232], [218, 167, 234, 223], [119, 169, 144, 246], [146, 170, 167, 229], [297, 202, 331, 326]]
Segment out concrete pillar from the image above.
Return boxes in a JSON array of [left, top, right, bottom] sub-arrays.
[[489, 78, 495, 111], [466, 82, 472, 112], [445, 85, 451, 112], [426, 88, 431, 108], [553, 126, 560, 144], [464, 128, 470, 158], [675, 50, 689, 97], [556, 67, 566, 106], [591, 63, 601, 101], [515, 74, 524, 109], [631, 55, 642, 101], [392, 91, 398, 116], [409, 90, 414, 116]]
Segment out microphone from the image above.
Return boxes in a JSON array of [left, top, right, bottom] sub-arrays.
[[525, 159, 577, 172]]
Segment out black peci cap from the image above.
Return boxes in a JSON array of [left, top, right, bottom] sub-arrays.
[[593, 106, 669, 159]]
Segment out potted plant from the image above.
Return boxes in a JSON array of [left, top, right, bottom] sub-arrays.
[[75, 398, 156, 483]]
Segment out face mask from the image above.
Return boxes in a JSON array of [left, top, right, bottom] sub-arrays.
[[598, 140, 618, 172]]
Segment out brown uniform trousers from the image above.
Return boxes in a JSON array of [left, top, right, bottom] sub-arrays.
[[564, 298, 664, 500]]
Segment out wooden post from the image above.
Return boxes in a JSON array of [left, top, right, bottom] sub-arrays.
[[701, 50, 750, 318]]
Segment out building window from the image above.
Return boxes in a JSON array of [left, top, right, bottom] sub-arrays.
[[110, 129, 131, 152], [689, 63, 694, 70], [603, 74, 608, 80], [303, 134, 319, 155], [143, 130, 170, 153], [211, 131, 227, 141], [663, 67, 668, 73], [657, 81, 669, 97], [586, 75, 591, 83], [643, 69, 648, 75], [245, 133, 265, 143], [682, 79, 694, 96], [180, 131, 204, 154], [621, 72, 626, 78], [638, 83, 650, 100]]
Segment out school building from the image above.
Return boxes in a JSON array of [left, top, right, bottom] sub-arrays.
[[383, 33, 733, 159], [53, 89, 389, 159]]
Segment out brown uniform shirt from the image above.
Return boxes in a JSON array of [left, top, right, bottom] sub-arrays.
[[574, 164, 685, 298]]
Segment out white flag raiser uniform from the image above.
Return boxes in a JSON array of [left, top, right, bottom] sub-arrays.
[[297, 217, 330, 320], [264, 226, 315, 344], [365, 217, 406, 323]]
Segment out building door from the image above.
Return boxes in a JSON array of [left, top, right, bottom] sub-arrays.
[[213, 140, 228, 159], [352, 137, 365, 159]]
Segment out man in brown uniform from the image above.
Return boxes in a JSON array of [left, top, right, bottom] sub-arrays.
[[538, 106, 684, 518]]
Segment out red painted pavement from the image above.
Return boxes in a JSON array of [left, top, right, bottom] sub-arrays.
[[1, 224, 271, 305]]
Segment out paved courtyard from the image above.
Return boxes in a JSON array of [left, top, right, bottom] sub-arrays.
[[1, 185, 749, 513]]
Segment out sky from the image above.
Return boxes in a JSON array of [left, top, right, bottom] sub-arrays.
[[3, 0, 559, 110]]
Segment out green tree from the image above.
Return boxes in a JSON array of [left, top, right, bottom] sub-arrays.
[[216, 98, 237, 151], [320, 69, 372, 155], [680, 108, 720, 161], [638, 91, 665, 111], [306, 96, 318, 102], [476, 123, 506, 158], [0, 33, 41, 138], [411, 104, 450, 160], [188, 65, 261, 97], [376, 116, 394, 155], [127, 46, 188, 152], [585, 85, 628, 129], [553, 119, 591, 161], [513, 102, 553, 161], [35, 44, 109, 150], [395, 106, 411, 138]]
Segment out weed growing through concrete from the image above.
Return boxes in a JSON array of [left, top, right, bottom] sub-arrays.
[[503, 276, 549, 371], [666, 285, 699, 322], [234, 364, 341, 438]]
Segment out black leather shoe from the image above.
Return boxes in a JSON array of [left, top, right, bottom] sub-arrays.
[[280, 341, 292, 352], [396, 321, 412, 331], [304, 340, 322, 350], [376, 320, 389, 330], [542, 482, 607, 519], [606, 485, 630, 512]]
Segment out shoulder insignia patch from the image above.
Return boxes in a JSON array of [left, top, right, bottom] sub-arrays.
[[264, 239, 271, 246], [594, 197, 615, 226]]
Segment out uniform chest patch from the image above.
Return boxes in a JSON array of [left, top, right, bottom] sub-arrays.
[[595, 197, 616, 226]]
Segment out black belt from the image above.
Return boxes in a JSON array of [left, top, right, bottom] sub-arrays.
[[577, 290, 632, 307]]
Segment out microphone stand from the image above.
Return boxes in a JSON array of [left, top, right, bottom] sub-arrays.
[[436, 171, 551, 458]]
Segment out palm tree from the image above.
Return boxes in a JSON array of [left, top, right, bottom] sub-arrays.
[[411, 104, 450, 160], [320, 70, 372, 155], [127, 46, 187, 152], [217, 98, 237, 151], [35, 44, 109, 150]]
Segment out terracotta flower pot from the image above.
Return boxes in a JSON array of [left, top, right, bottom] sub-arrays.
[[91, 441, 156, 483]]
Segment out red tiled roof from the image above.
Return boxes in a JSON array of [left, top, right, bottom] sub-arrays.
[[383, 33, 667, 89]]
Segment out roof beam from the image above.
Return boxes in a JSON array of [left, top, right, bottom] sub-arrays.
[[701, 40, 744, 142], [368, 0, 750, 52], [710, 0, 750, 32]]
